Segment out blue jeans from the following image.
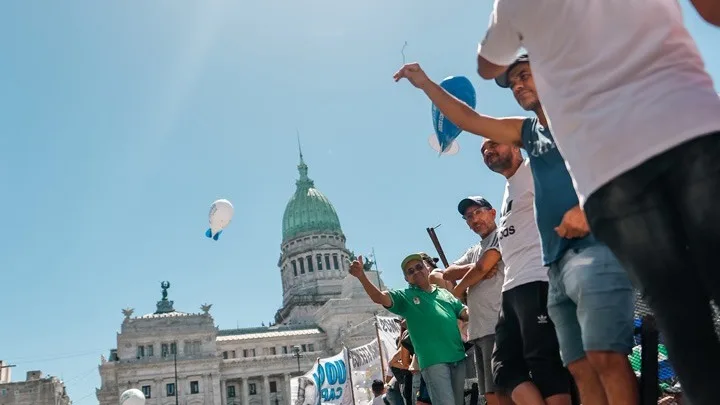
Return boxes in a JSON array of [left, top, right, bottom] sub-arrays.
[[547, 243, 635, 365], [412, 373, 421, 405], [420, 360, 466, 405]]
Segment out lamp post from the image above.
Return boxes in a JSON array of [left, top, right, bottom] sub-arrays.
[[292, 346, 303, 373], [163, 347, 180, 405], [173, 350, 179, 405]]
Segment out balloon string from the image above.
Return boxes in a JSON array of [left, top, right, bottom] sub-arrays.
[[401, 41, 408, 64]]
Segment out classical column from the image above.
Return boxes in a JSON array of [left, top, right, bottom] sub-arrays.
[[220, 379, 226, 405], [284, 373, 291, 404], [242, 378, 249, 405], [263, 375, 271, 405], [155, 379, 162, 402]]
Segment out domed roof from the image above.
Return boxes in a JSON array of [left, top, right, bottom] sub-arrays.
[[282, 150, 343, 243]]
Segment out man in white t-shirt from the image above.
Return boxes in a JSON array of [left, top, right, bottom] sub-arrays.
[[371, 380, 386, 405], [473, 1, 720, 404], [481, 147, 572, 405]]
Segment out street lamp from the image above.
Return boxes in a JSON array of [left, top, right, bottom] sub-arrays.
[[163, 348, 180, 405], [292, 346, 303, 373], [173, 350, 179, 405]]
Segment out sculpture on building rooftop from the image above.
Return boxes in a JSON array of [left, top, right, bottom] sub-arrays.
[[160, 281, 170, 300], [122, 308, 134, 319], [348, 251, 375, 272]]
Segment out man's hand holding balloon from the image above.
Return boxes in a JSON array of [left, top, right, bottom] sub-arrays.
[[393, 63, 432, 90], [394, 62, 479, 155]]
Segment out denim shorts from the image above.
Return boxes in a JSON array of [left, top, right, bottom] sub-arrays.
[[547, 243, 635, 365]]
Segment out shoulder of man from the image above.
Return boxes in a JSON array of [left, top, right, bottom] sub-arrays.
[[388, 288, 412, 303], [481, 229, 501, 252], [453, 243, 482, 266], [520, 116, 539, 140]]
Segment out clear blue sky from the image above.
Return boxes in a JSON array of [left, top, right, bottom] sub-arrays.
[[0, 1, 717, 403]]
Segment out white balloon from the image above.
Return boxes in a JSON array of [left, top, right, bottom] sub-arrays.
[[206, 199, 234, 241], [428, 134, 460, 156], [119, 389, 145, 405]]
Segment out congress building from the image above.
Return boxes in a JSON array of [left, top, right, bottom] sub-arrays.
[[95, 151, 389, 405]]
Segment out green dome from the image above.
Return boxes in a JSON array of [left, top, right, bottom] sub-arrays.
[[282, 153, 343, 243]]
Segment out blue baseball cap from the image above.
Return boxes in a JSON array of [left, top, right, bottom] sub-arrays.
[[457, 196, 493, 215]]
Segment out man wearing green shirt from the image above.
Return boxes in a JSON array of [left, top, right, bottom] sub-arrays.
[[349, 253, 470, 405]]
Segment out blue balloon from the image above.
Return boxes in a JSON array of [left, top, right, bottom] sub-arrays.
[[432, 76, 477, 153]]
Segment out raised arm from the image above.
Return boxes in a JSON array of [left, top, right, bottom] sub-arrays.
[[349, 256, 392, 307], [476, 0, 524, 80], [394, 63, 523, 147]]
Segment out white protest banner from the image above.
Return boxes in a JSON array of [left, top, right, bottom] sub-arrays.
[[349, 338, 384, 405], [290, 348, 352, 405], [375, 315, 402, 366], [290, 368, 318, 405]]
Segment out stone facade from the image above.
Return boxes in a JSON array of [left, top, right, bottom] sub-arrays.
[[0, 371, 71, 405], [95, 150, 391, 405], [96, 272, 387, 405]]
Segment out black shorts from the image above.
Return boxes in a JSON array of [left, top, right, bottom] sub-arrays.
[[491, 281, 571, 398]]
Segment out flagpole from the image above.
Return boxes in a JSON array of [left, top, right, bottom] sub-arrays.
[[372, 248, 381, 288], [374, 315, 387, 382], [345, 346, 357, 405]]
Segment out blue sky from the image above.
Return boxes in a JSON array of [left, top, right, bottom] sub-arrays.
[[0, 1, 717, 403]]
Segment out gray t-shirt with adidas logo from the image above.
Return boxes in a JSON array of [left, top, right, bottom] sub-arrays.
[[454, 228, 505, 340]]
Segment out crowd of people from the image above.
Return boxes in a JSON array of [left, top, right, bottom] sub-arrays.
[[349, 0, 719, 404]]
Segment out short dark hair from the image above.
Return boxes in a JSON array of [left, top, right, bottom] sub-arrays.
[[423, 255, 440, 269], [372, 379, 384, 395]]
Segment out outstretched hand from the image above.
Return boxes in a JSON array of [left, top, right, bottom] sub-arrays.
[[349, 256, 366, 279], [393, 63, 432, 89]]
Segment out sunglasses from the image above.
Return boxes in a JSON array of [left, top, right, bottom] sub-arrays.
[[404, 263, 425, 277], [462, 207, 489, 221]]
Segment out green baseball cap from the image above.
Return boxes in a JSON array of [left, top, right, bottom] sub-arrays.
[[400, 252, 431, 271]]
